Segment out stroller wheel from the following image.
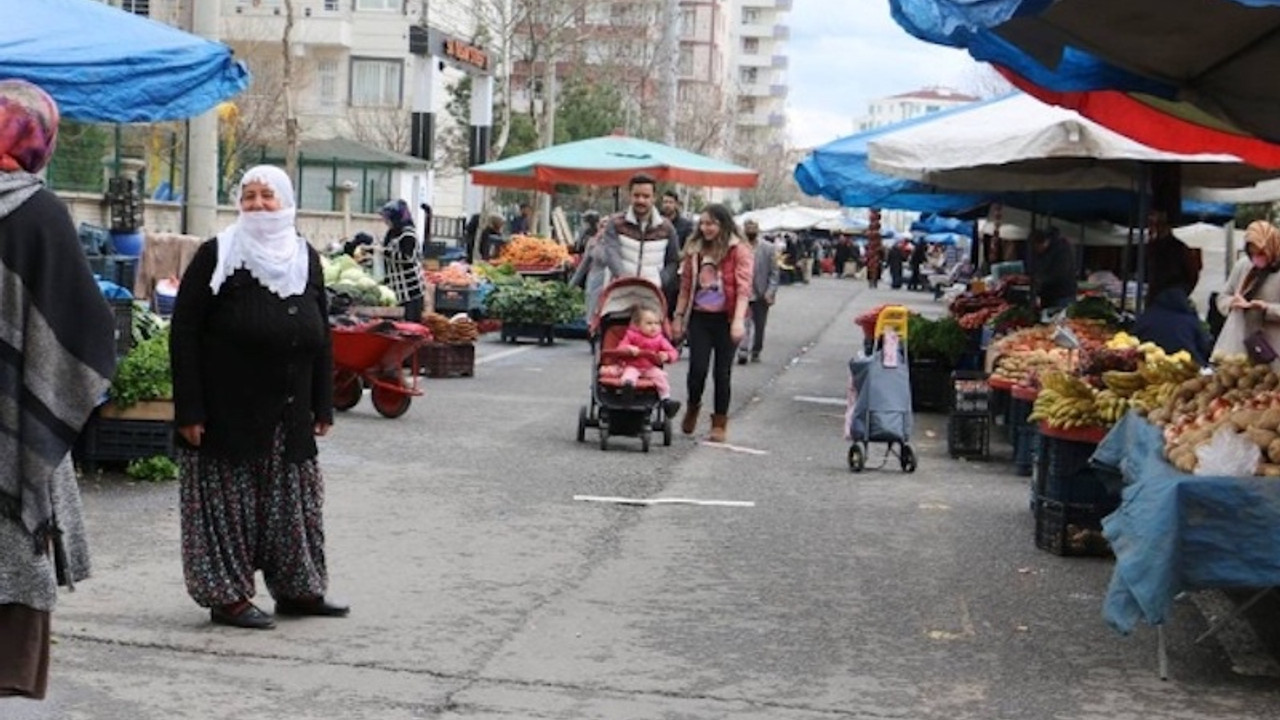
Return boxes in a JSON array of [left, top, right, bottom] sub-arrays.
[[599, 428, 609, 451], [577, 406, 588, 443], [901, 444, 917, 473], [662, 419, 673, 446], [642, 432, 651, 453], [847, 445, 865, 473]]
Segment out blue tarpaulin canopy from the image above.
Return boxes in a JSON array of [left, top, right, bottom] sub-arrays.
[[0, 0, 248, 122]]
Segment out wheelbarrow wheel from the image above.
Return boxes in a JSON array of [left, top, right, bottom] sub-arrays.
[[848, 444, 865, 473], [333, 371, 362, 411], [900, 444, 917, 473], [371, 384, 412, 418]]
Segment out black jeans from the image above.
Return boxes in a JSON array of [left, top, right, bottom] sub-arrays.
[[748, 300, 769, 355], [687, 310, 737, 415], [402, 297, 425, 323]]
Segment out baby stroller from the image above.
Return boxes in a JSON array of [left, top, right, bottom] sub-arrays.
[[845, 305, 917, 473], [576, 277, 675, 452]]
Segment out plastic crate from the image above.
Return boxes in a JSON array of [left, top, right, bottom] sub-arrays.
[[87, 255, 139, 292], [74, 415, 174, 472], [1034, 433, 1115, 506], [1009, 394, 1036, 475], [434, 285, 484, 313], [416, 342, 475, 378], [951, 371, 990, 415], [947, 413, 990, 459], [909, 357, 951, 412], [110, 299, 134, 358], [1033, 497, 1116, 557]]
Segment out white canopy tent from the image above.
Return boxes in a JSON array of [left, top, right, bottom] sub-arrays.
[[736, 204, 854, 233], [867, 93, 1280, 192]]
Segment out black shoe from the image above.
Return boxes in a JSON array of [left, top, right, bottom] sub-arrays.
[[750, 352, 761, 363], [736, 354, 748, 365], [662, 399, 682, 418], [275, 596, 351, 617], [274, 596, 350, 617], [211, 602, 275, 630]]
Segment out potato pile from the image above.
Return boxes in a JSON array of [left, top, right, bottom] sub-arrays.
[[1152, 358, 1280, 475], [423, 312, 479, 345]]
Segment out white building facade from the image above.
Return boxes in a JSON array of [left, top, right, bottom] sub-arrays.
[[854, 86, 978, 133], [726, 0, 790, 156]]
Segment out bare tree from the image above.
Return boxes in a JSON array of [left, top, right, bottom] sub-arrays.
[[347, 108, 413, 154], [282, 0, 300, 183]]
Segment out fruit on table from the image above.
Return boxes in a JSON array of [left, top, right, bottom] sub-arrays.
[[497, 235, 570, 267]]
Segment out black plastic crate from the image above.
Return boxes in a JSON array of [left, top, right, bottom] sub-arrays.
[[110, 299, 134, 358], [74, 415, 174, 472], [947, 413, 990, 459], [87, 255, 139, 292], [1010, 395, 1036, 475], [1034, 496, 1117, 557], [1035, 434, 1116, 506], [434, 285, 484, 313], [951, 370, 990, 415], [415, 342, 475, 378], [909, 357, 951, 412]]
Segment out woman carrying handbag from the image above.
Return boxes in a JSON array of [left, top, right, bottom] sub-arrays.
[[1213, 220, 1280, 365]]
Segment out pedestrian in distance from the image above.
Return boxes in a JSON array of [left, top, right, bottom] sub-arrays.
[[170, 165, 347, 630], [671, 203, 754, 443], [378, 199, 427, 323], [737, 219, 780, 365], [0, 78, 117, 700]]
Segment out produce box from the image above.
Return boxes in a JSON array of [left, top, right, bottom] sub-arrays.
[[950, 371, 990, 415], [909, 357, 951, 412], [1034, 429, 1115, 506], [947, 414, 990, 459], [416, 342, 475, 378], [1033, 497, 1115, 557]]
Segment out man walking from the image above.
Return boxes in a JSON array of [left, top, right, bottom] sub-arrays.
[[601, 174, 680, 297], [660, 190, 694, 250], [738, 220, 780, 364]]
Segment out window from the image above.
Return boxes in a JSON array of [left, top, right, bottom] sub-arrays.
[[120, 0, 149, 15], [742, 8, 760, 24], [317, 59, 339, 108], [356, 0, 399, 10], [742, 37, 759, 54], [740, 67, 758, 84], [324, 0, 340, 10], [350, 58, 402, 108], [680, 9, 695, 35], [678, 47, 693, 76], [737, 96, 756, 113]]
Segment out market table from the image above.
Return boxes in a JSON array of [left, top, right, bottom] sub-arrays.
[[1092, 412, 1280, 676]]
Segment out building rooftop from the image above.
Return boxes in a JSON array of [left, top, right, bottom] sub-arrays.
[[887, 86, 979, 102]]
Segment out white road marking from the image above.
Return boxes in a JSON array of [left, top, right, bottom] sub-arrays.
[[573, 495, 755, 508], [699, 441, 769, 455], [475, 346, 535, 365], [794, 395, 848, 406]]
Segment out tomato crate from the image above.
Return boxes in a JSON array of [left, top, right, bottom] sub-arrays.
[[433, 285, 484, 313], [74, 414, 174, 472], [416, 341, 475, 378], [1033, 496, 1117, 557]]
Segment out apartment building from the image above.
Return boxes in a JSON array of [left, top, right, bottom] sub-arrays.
[[854, 86, 978, 133], [727, 0, 789, 159]]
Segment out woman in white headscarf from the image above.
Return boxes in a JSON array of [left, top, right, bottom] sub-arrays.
[[170, 165, 345, 630]]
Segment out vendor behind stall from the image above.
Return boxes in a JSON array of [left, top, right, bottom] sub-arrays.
[[1032, 228, 1077, 312], [1132, 287, 1213, 366]]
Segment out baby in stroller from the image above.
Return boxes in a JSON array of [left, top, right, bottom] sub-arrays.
[[600, 303, 682, 418]]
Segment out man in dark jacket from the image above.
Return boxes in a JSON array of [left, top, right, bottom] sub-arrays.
[[1145, 210, 1201, 303], [1032, 228, 1077, 311], [661, 190, 694, 250], [1133, 287, 1213, 366]]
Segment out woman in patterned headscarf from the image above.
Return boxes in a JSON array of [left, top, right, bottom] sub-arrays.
[[1213, 220, 1280, 365], [0, 79, 116, 699], [378, 198, 426, 322], [170, 165, 345, 630]]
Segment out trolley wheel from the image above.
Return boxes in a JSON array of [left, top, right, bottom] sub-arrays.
[[371, 385, 412, 418], [848, 445, 865, 473], [642, 432, 651, 453], [599, 429, 609, 451], [662, 419, 673, 446], [900, 444, 917, 473], [577, 406, 588, 442], [333, 371, 362, 411]]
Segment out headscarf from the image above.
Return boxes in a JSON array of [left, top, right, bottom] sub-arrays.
[[1240, 220, 1280, 300], [0, 79, 58, 220], [210, 165, 310, 298], [380, 199, 414, 229]]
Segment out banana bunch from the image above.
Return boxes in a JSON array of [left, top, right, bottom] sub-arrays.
[[1094, 389, 1131, 424], [1136, 343, 1200, 385], [1029, 372, 1105, 429], [1106, 331, 1141, 350], [1101, 369, 1147, 397], [1130, 381, 1179, 413]]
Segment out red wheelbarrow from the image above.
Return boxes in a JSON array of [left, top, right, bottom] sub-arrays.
[[331, 321, 430, 418]]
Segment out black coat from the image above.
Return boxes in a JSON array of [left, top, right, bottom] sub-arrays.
[[1132, 288, 1213, 366], [171, 239, 333, 462]]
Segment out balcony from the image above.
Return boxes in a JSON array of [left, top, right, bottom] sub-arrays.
[[768, 112, 787, 128], [776, 0, 793, 9], [773, 24, 790, 41], [770, 83, 788, 98], [739, 82, 772, 97], [772, 54, 789, 69], [737, 112, 769, 127], [739, 22, 773, 38]]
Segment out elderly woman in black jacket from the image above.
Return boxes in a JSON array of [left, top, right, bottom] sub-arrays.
[[171, 165, 345, 630]]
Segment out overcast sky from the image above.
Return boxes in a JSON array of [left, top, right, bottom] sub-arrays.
[[786, 0, 980, 149]]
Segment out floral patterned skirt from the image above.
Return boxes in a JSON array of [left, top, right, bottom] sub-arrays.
[[179, 429, 328, 608]]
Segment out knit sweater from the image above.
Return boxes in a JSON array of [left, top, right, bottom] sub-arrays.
[[170, 239, 334, 462]]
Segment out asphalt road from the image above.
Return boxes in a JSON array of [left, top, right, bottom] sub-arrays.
[[9, 276, 1280, 719]]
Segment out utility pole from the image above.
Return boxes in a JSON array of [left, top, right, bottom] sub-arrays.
[[185, 0, 221, 238]]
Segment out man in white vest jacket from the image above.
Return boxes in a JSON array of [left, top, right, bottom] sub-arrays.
[[600, 173, 680, 299]]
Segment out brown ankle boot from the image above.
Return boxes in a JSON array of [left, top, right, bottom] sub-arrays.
[[708, 413, 728, 443], [681, 403, 701, 435]]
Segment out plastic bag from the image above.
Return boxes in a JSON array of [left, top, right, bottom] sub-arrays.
[[1194, 426, 1260, 476]]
